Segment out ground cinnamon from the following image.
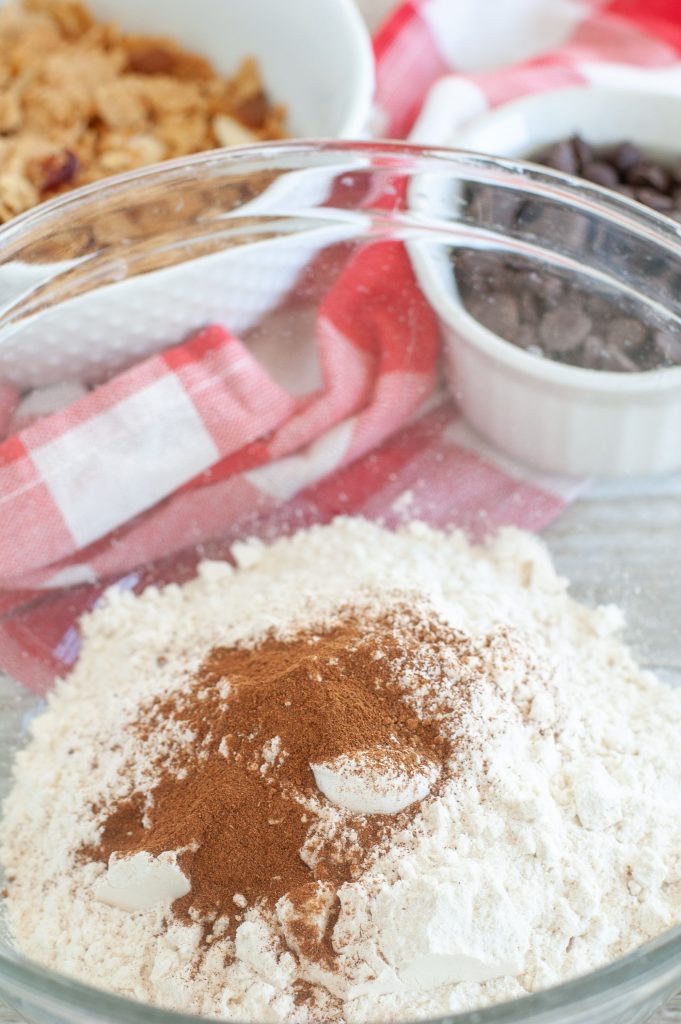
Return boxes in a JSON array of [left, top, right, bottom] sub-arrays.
[[86, 605, 480, 948]]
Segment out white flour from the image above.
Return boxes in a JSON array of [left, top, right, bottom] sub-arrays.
[[2, 518, 681, 1022]]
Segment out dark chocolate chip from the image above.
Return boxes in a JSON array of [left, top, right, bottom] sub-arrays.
[[541, 275, 565, 306], [635, 187, 675, 211], [605, 316, 647, 351], [468, 292, 520, 339], [539, 303, 592, 353], [455, 233, 671, 373], [456, 251, 510, 293], [613, 183, 637, 199], [610, 142, 643, 176], [670, 158, 681, 186], [582, 161, 619, 189], [529, 208, 591, 250], [625, 162, 671, 192], [571, 135, 593, 171], [467, 187, 520, 230], [519, 289, 540, 323], [537, 140, 579, 175], [585, 293, 616, 318]]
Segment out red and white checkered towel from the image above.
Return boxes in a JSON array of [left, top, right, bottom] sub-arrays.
[[4, 0, 681, 690], [373, 0, 681, 139]]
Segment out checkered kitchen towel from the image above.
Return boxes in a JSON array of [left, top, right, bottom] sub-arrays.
[[4, 0, 681, 688], [373, 0, 681, 140]]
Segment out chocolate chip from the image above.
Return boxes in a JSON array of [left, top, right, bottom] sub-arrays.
[[635, 187, 675, 211], [571, 135, 593, 171], [537, 140, 579, 176], [605, 316, 647, 351], [670, 158, 681, 186], [585, 293, 615, 318], [469, 292, 520, 339], [457, 250, 510, 292], [539, 304, 592, 353], [519, 290, 540, 323], [625, 162, 671, 192], [529, 208, 590, 250], [613, 183, 637, 199], [610, 142, 643, 176], [582, 161, 619, 189], [541, 274, 565, 306], [454, 242, 667, 373], [467, 188, 521, 230]]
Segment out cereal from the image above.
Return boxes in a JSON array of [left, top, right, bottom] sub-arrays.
[[0, 0, 286, 221]]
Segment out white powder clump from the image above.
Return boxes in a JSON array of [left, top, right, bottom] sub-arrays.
[[2, 517, 681, 1023]]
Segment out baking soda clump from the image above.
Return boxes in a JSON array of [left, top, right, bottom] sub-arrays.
[[2, 517, 681, 1023]]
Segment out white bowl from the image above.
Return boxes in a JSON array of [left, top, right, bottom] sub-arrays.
[[450, 84, 681, 162], [410, 87, 681, 478], [0, 0, 374, 140]]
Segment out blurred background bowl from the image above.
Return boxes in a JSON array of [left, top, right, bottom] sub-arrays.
[[0, 0, 376, 140], [410, 88, 681, 477]]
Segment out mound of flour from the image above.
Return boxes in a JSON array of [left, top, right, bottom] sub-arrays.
[[2, 518, 681, 1023]]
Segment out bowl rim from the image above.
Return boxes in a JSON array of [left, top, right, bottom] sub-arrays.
[[2, 139, 681, 1024], [452, 82, 681, 149], [331, 0, 376, 139]]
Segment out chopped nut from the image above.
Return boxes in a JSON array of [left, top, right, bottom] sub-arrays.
[[126, 42, 177, 76], [213, 114, 258, 149], [0, 91, 22, 132], [0, 172, 38, 217], [235, 91, 269, 130], [94, 81, 147, 131], [97, 133, 166, 172], [26, 148, 79, 192], [0, 0, 286, 222]]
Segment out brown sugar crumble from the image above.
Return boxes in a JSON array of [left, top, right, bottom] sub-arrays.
[[0, 0, 286, 221]]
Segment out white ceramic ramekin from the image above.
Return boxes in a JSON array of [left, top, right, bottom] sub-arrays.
[[410, 86, 681, 477], [0, 0, 375, 140]]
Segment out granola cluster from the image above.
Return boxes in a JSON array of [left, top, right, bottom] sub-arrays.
[[0, 0, 286, 221]]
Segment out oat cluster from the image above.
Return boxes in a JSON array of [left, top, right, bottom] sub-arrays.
[[0, 0, 286, 222]]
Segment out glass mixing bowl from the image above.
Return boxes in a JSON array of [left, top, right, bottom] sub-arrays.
[[0, 141, 680, 1024]]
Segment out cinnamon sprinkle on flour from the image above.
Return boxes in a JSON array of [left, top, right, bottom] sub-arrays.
[[2, 518, 681, 1023], [86, 608, 480, 944]]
